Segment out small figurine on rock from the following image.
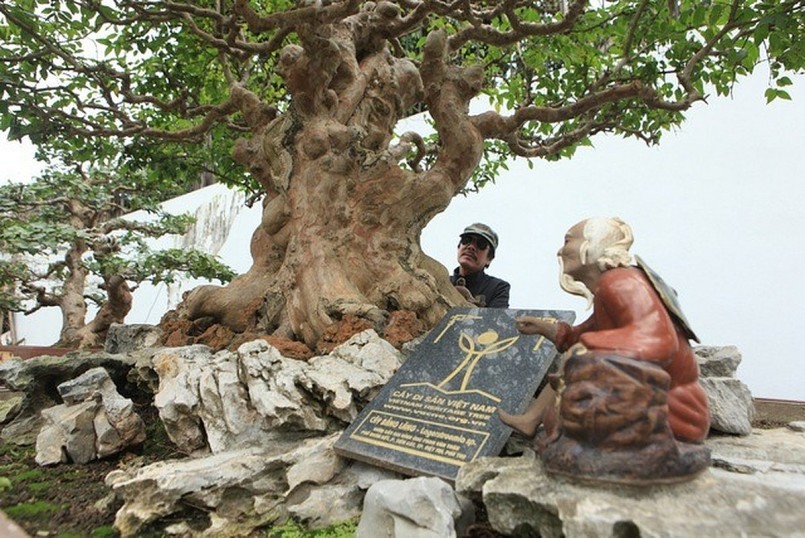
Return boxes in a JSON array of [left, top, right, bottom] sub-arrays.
[[499, 217, 711, 484]]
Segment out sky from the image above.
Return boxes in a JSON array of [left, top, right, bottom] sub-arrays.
[[2, 69, 803, 401]]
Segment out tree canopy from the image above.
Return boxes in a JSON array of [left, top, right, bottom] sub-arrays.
[[1, 1, 803, 348], [3, 1, 801, 192]]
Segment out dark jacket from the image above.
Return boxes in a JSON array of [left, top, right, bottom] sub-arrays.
[[451, 268, 511, 308]]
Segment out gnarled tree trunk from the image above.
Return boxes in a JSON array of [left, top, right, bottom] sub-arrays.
[[70, 275, 132, 348], [181, 12, 482, 347], [55, 245, 133, 349], [49, 204, 134, 349]]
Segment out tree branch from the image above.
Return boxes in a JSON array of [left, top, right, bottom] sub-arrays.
[[448, 0, 588, 50]]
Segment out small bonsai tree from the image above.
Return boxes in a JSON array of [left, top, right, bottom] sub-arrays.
[[0, 165, 235, 348]]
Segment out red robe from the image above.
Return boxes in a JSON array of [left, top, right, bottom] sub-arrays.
[[555, 267, 710, 443]]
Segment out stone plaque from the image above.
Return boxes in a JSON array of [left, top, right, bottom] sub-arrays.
[[334, 307, 575, 481]]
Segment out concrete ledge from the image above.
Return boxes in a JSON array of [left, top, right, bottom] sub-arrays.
[[0, 346, 73, 361], [754, 398, 805, 424]]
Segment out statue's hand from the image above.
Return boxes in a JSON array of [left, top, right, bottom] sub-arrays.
[[515, 316, 560, 341], [515, 315, 555, 335], [515, 316, 540, 334]]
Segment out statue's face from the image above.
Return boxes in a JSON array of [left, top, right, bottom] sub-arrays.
[[457, 234, 493, 275], [558, 222, 595, 308], [557, 221, 587, 280]]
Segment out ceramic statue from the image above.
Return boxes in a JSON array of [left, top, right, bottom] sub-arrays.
[[500, 217, 711, 484]]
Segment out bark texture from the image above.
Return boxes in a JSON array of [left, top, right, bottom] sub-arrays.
[[47, 202, 133, 349], [182, 10, 481, 347]]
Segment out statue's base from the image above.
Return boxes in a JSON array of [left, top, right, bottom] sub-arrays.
[[535, 351, 711, 486], [539, 433, 711, 486]]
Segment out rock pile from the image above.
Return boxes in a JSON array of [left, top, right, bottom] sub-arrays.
[[36, 367, 145, 465], [695, 345, 755, 435], [454, 426, 805, 537], [0, 330, 801, 537]]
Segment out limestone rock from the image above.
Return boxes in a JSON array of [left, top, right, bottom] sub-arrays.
[[456, 428, 805, 537], [0, 393, 23, 424], [105, 323, 163, 354], [34, 367, 145, 465], [708, 428, 805, 475], [0, 351, 137, 444], [695, 345, 742, 377], [701, 377, 755, 435], [0, 414, 42, 446], [152, 330, 401, 455], [287, 483, 364, 529], [107, 329, 405, 536], [325, 328, 401, 380], [36, 400, 98, 465], [107, 446, 277, 537], [284, 432, 346, 492], [694, 345, 755, 436], [125, 348, 164, 395], [789, 421, 805, 432], [106, 433, 387, 538], [357, 476, 475, 538], [0, 356, 54, 391], [151, 345, 214, 454], [237, 341, 329, 433], [0, 352, 135, 393]]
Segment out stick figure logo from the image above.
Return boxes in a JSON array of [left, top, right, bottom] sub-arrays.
[[437, 330, 519, 392]]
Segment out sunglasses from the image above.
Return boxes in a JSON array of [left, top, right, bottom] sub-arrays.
[[460, 235, 491, 251]]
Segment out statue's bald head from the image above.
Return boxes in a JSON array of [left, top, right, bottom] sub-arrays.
[[558, 217, 634, 308], [579, 217, 634, 271]]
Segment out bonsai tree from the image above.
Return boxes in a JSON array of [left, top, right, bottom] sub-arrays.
[[0, 166, 235, 348], [0, 1, 801, 347]]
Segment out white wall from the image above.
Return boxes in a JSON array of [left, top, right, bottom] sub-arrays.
[[124, 183, 260, 325]]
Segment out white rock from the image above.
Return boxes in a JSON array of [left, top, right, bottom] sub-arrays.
[[357, 477, 474, 538], [456, 428, 805, 537]]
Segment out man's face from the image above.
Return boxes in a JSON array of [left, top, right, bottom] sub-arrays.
[[457, 234, 493, 275]]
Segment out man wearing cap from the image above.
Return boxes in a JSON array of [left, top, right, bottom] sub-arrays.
[[450, 223, 511, 308]]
